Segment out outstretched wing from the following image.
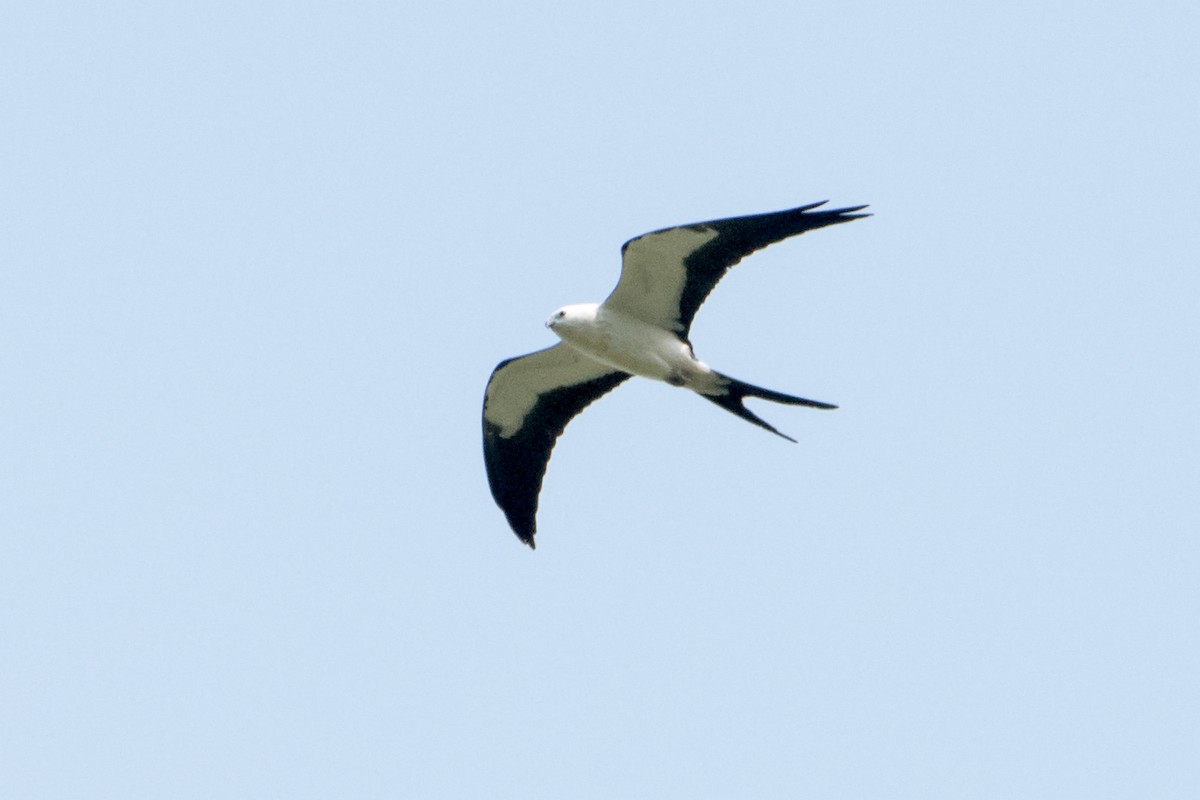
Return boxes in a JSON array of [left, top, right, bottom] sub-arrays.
[[603, 201, 869, 336], [482, 344, 630, 547]]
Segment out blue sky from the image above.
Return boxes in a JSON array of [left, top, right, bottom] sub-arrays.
[[3, 1, 1198, 797]]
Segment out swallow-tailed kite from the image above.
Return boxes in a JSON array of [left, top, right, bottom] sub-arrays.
[[482, 201, 868, 547]]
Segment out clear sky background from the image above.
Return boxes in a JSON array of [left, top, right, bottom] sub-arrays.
[[3, 1, 1197, 797]]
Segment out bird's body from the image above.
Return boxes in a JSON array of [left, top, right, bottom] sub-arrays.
[[483, 201, 868, 547], [547, 303, 720, 393]]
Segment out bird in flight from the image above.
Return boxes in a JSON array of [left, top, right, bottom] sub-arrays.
[[482, 201, 868, 547]]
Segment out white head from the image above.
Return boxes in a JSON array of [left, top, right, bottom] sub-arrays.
[[545, 303, 599, 331]]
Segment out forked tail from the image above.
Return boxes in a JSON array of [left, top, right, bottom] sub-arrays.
[[700, 373, 836, 442]]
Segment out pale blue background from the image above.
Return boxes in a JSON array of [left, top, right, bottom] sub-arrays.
[[3, 1, 1197, 797]]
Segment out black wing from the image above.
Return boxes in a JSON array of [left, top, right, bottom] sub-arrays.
[[482, 344, 630, 547], [604, 201, 869, 337]]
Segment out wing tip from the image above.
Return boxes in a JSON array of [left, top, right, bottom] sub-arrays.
[[503, 507, 538, 549], [797, 200, 871, 219]]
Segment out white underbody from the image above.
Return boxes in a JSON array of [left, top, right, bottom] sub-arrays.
[[547, 303, 725, 395]]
